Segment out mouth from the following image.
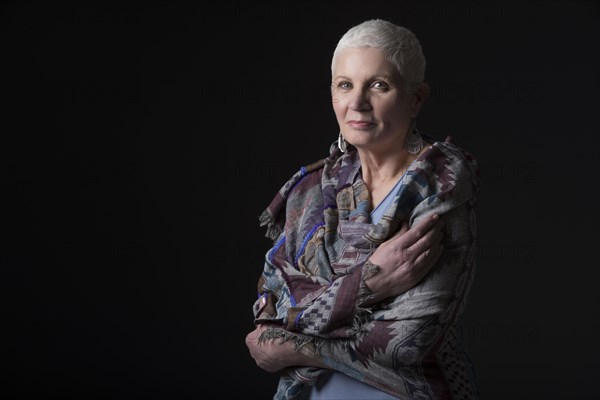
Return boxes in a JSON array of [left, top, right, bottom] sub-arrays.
[[347, 120, 376, 129]]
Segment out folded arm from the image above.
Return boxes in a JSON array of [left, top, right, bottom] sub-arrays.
[[246, 212, 444, 372]]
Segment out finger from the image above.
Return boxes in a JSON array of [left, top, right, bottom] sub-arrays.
[[401, 213, 440, 248], [407, 222, 443, 261], [412, 243, 443, 278], [400, 220, 409, 234]]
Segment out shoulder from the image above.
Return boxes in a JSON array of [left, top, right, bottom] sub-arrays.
[[425, 136, 479, 184], [286, 140, 349, 196], [424, 135, 478, 170], [415, 136, 480, 204], [406, 136, 480, 225]]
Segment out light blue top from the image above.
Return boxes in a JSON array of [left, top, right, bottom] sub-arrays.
[[305, 172, 408, 400], [369, 171, 407, 225]]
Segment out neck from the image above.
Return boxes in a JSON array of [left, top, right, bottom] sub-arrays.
[[358, 144, 426, 211], [359, 149, 413, 187]]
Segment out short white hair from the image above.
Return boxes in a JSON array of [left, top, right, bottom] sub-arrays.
[[331, 19, 426, 92]]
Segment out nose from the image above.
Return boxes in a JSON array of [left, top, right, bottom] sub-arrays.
[[347, 88, 372, 111]]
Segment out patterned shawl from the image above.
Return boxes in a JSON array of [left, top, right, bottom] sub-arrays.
[[253, 136, 480, 399]]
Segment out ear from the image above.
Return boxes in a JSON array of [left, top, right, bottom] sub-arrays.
[[410, 82, 431, 117]]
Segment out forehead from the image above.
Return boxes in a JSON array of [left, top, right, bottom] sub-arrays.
[[333, 47, 398, 79]]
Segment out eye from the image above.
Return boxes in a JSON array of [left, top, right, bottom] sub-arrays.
[[371, 81, 390, 91], [337, 81, 352, 91]]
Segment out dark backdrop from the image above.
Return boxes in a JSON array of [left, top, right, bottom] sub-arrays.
[[2, 1, 599, 399]]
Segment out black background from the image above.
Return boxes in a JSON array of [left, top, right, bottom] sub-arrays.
[[2, 1, 599, 399]]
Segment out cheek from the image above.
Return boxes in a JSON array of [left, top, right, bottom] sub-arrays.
[[377, 101, 410, 122], [332, 101, 345, 121]]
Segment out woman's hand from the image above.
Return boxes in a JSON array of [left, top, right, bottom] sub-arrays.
[[364, 213, 444, 304], [245, 324, 325, 372]]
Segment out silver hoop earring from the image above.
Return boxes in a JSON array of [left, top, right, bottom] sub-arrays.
[[405, 119, 423, 155], [338, 132, 347, 153]]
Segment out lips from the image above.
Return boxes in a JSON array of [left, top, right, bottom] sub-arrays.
[[347, 120, 375, 129]]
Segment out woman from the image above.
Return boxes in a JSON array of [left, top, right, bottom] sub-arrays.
[[246, 19, 480, 399]]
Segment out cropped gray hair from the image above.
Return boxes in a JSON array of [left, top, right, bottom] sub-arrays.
[[331, 19, 426, 92]]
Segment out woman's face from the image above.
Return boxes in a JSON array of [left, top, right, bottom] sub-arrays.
[[332, 47, 414, 152]]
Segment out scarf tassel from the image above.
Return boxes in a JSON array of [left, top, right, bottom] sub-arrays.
[[259, 209, 282, 241]]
